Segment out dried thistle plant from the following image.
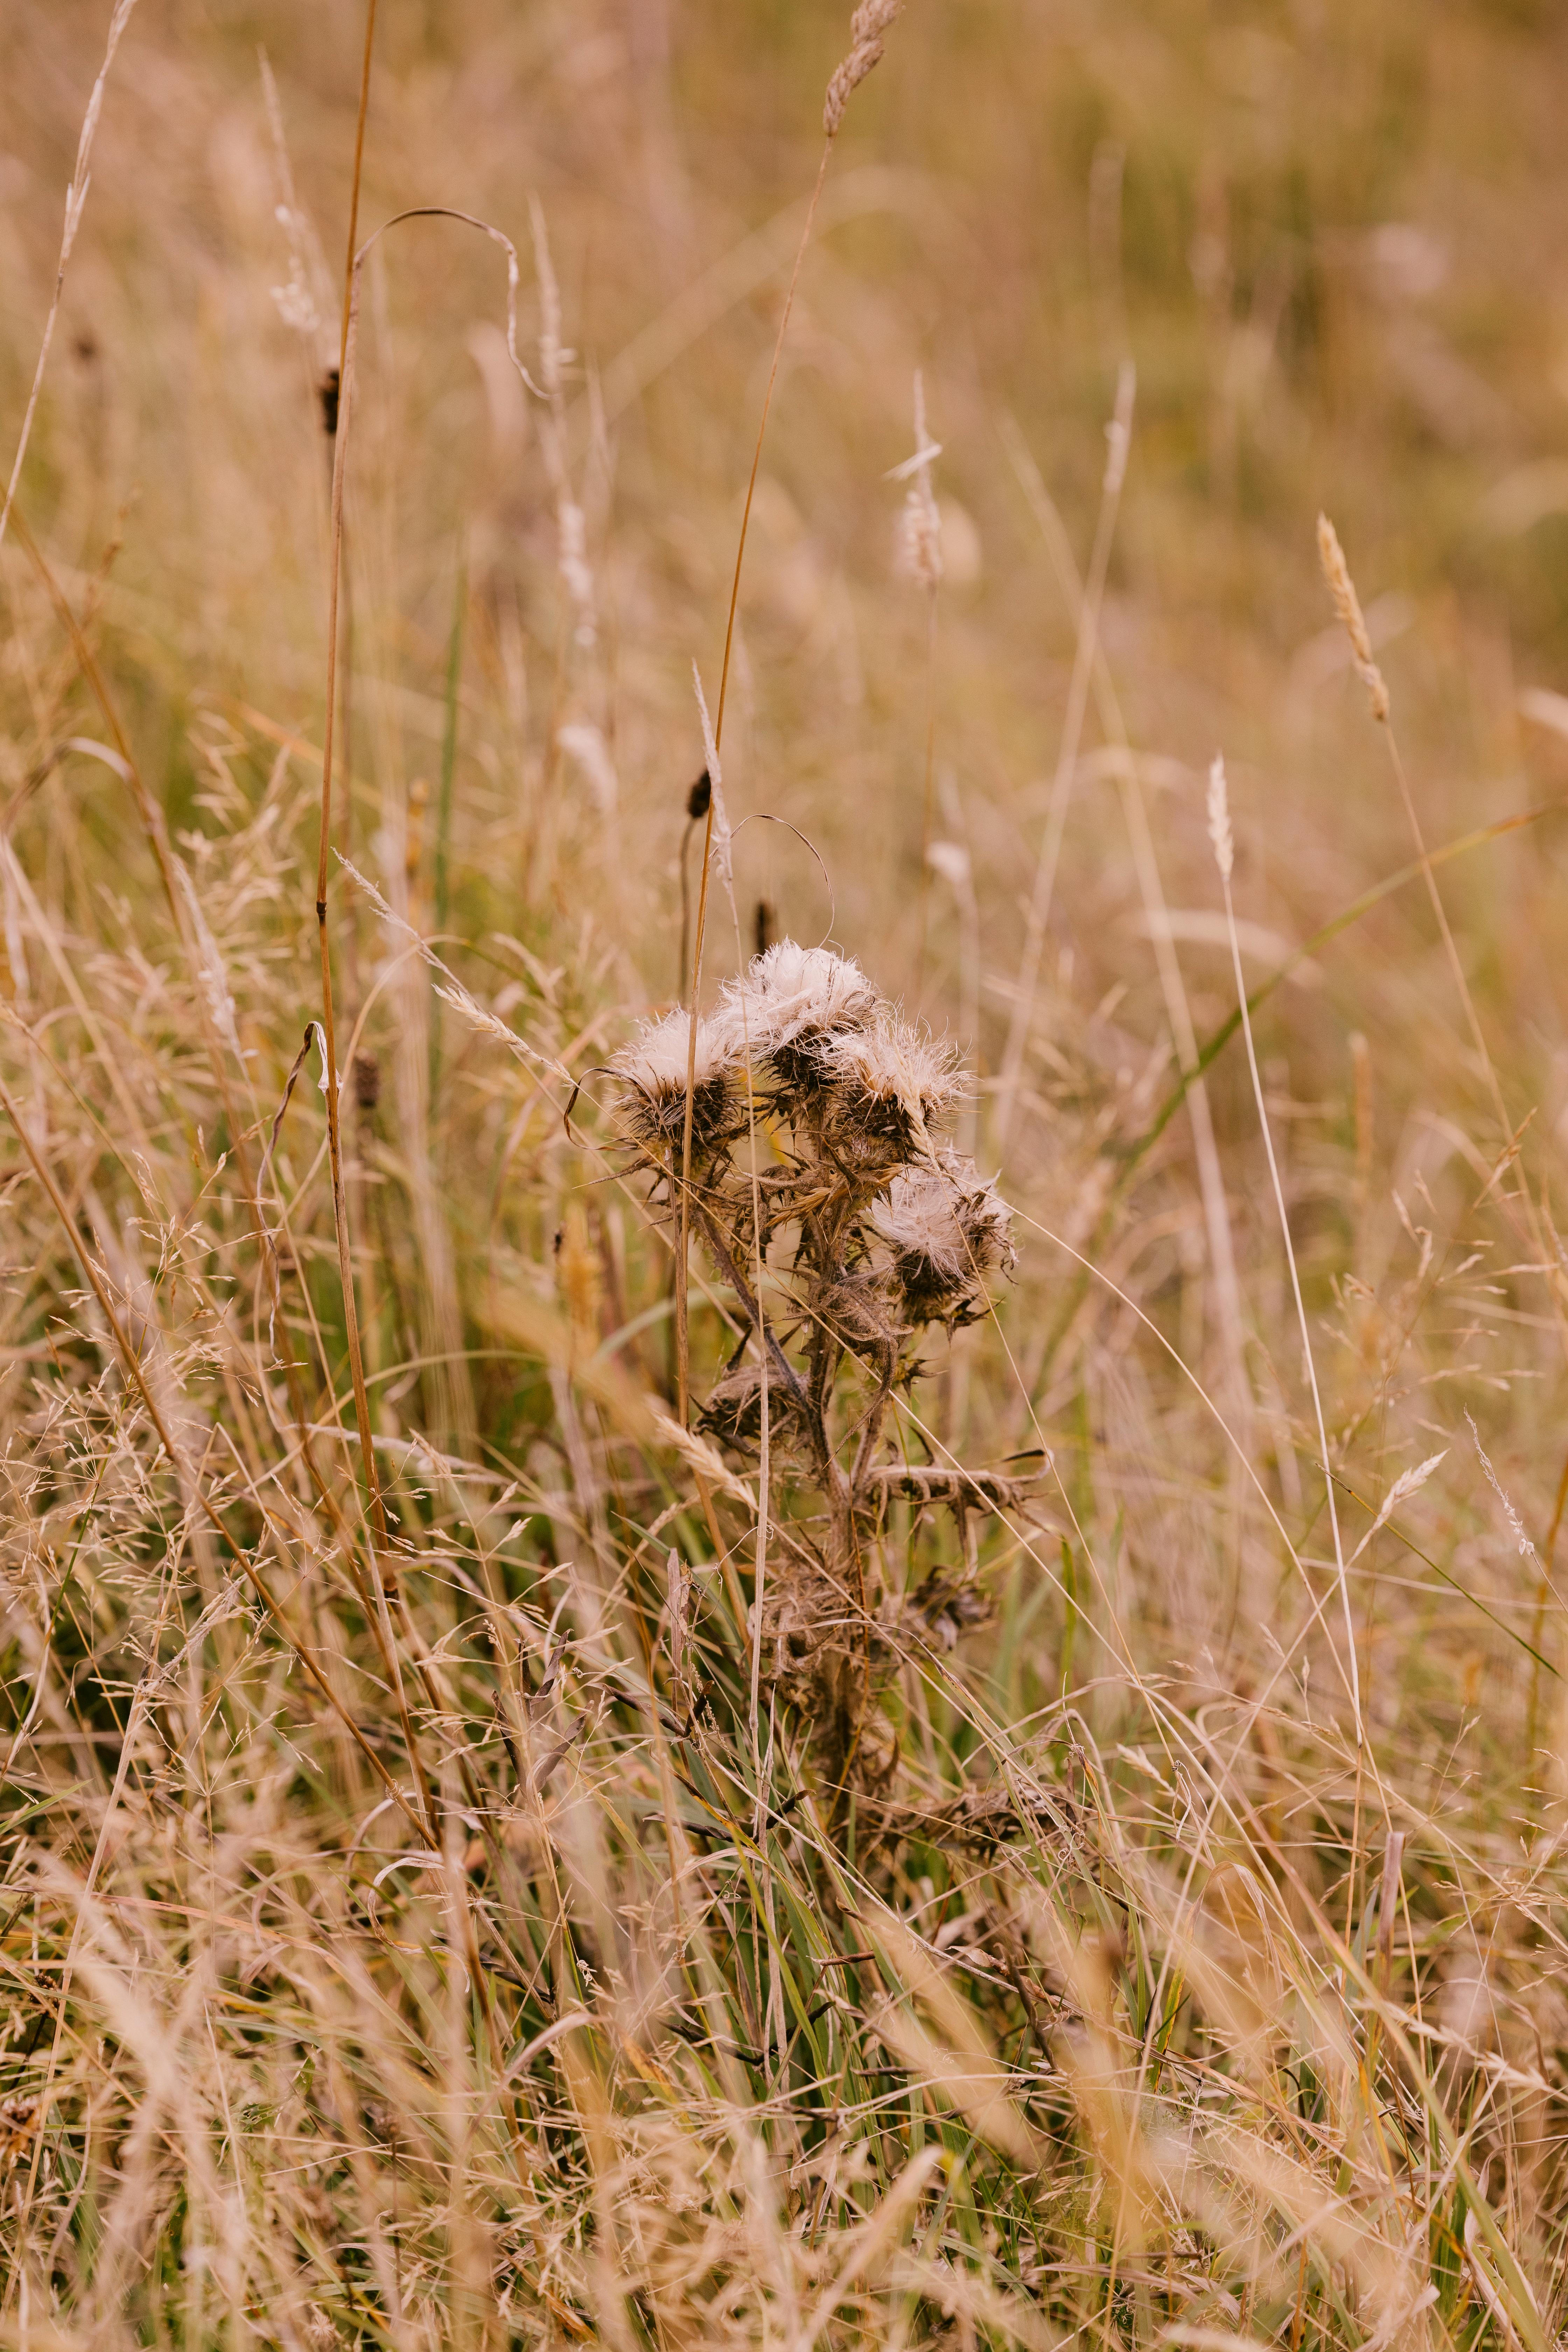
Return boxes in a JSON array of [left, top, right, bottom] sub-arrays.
[[615, 939, 1014, 1796]]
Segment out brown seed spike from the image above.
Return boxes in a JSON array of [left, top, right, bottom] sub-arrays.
[[823, 0, 904, 137], [1316, 512, 1390, 724]]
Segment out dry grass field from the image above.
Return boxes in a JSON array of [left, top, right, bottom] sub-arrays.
[[4, 0, 1568, 2343]]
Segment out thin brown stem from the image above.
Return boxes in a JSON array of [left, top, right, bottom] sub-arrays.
[[314, 3, 435, 1841], [677, 135, 835, 1428], [914, 583, 939, 992], [1524, 1439, 1568, 1799], [994, 364, 1135, 1161], [337, 0, 379, 380]]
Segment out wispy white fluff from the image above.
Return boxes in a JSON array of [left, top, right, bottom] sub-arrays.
[[822, 1015, 964, 1138], [556, 722, 618, 815], [613, 1009, 734, 1103], [870, 1154, 1014, 1282], [716, 939, 879, 1061], [1466, 1413, 1540, 1563], [951, 1160, 1015, 1274], [870, 1167, 968, 1279]]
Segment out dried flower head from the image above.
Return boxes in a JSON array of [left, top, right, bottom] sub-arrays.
[[870, 1154, 1014, 1325], [699, 1362, 804, 1452], [716, 938, 880, 1086], [823, 0, 904, 137], [821, 1015, 964, 1153], [613, 1009, 738, 1153]]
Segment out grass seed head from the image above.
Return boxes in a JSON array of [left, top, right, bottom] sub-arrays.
[[1317, 511, 1390, 723], [895, 370, 943, 588], [823, 0, 905, 136], [1207, 753, 1234, 882]]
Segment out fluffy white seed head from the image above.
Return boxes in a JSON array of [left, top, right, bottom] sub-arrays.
[[717, 939, 880, 1064], [951, 1163, 1016, 1277], [822, 1015, 964, 1142], [870, 1167, 967, 1280], [869, 1153, 1015, 1320], [613, 1009, 737, 1148], [616, 1008, 730, 1093]]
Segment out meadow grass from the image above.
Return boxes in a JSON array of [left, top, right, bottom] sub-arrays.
[[1, 1, 1567, 2344]]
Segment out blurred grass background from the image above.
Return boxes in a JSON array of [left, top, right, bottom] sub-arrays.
[[10, 0, 1568, 1125]]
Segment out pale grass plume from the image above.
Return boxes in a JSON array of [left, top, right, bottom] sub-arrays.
[[1466, 1410, 1540, 1562], [337, 853, 568, 1082], [267, 238, 322, 343], [528, 188, 567, 399], [1206, 751, 1234, 881], [1317, 511, 1391, 722], [555, 497, 597, 646], [0, 0, 140, 555], [648, 1407, 757, 1509], [259, 50, 330, 356], [172, 861, 241, 1060], [1103, 357, 1136, 495], [529, 193, 598, 650], [1347, 1449, 1448, 1564], [556, 720, 620, 815], [691, 662, 734, 899], [893, 369, 943, 588]]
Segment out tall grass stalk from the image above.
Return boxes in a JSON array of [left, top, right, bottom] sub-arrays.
[[1208, 752, 1360, 1744]]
